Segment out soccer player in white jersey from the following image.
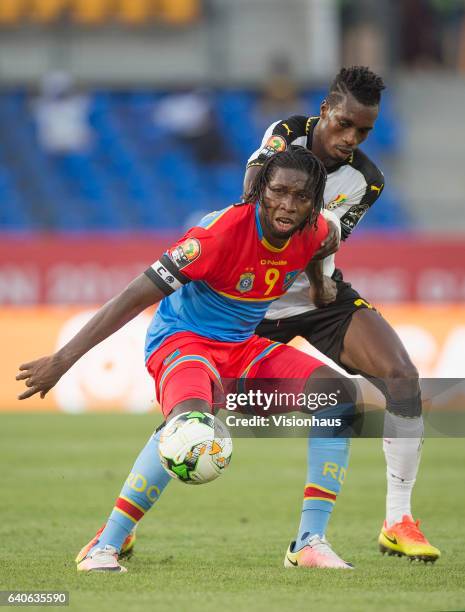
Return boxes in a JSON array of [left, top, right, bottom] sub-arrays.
[[246, 66, 439, 563]]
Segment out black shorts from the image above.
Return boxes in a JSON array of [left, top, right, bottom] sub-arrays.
[[255, 269, 374, 371]]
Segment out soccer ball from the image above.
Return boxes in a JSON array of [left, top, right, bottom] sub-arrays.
[[158, 411, 233, 484]]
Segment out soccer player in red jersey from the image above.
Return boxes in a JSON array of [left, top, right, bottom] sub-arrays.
[[17, 147, 356, 571]]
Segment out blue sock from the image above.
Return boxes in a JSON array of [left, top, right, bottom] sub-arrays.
[[294, 437, 351, 551], [90, 429, 171, 554]]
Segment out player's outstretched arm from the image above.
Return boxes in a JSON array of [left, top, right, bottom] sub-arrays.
[[16, 273, 164, 400]]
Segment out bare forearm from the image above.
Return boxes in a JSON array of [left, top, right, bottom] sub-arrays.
[[307, 261, 337, 307], [306, 260, 324, 287]]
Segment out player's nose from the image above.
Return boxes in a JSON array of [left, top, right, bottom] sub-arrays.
[[343, 130, 357, 147], [279, 194, 297, 212]]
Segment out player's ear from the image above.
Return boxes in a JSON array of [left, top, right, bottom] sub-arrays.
[[320, 99, 329, 118]]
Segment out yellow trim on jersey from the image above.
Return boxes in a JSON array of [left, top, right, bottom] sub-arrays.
[[210, 283, 283, 302], [305, 116, 319, 134], [260, 236, 290, 253], [204, 205, 234, 230]]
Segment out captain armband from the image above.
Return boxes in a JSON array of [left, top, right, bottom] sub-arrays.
[[144, 254, 189, 296]]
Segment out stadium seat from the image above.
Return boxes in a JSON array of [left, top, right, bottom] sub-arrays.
[[0, 193, 33, 229], [0, 0, 25, 25], [30, 0, 68, 23], [71, 0, 111, 25], [208, 164, 243, 205], [303, 89, 326, 115], [116, 0, 153, 25], [0, 88, 407, 231], [158, 0, 200, 25]]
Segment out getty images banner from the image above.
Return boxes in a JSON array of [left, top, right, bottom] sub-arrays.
[[211, 377, 465, 438]]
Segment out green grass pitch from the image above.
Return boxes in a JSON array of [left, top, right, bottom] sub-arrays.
[[1, 414, 464, 612]]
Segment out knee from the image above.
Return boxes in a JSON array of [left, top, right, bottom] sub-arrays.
[[381, 359, 422, 417], [384, 361, 419, 382], [379, 357, 419, 399], [380, 355, 419, 381]]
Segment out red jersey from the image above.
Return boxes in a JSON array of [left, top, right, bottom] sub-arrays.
[[144, 202, 328, 360]]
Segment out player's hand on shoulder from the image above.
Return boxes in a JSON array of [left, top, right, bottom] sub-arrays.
[[309, 276, 337, 308], [16, 354, 66, 400], [313, 219, 340, 260]]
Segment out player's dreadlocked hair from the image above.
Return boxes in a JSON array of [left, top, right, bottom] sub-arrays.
[[327, 66, 386, 107], [248, 145, 327, 229]]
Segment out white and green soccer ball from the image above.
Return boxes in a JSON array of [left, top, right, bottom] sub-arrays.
[[158, 411, 233, 484]]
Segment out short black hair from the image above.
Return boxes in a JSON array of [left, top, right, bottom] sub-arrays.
[[248, 145, 327, 229], [327, 66, 386, 107]]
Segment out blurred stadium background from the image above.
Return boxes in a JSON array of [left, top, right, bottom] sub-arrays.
[[1, 0, 465, 412]]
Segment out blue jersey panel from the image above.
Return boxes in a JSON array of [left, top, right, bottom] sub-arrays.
[[144, 280, 272, 361], [196, 206, 233, 229]]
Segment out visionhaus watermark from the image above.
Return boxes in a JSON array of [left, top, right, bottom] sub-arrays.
[[225, 413, 342, 428]]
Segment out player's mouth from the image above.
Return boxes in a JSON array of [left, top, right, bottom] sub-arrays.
[[335, 145, 353, 158], [274, 216, 295, 233]]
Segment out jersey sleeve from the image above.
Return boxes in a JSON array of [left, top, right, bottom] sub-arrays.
[[302, 214, 329, 264], [339, 160, 385, 240], [247, 115, 310, 168], [321, 209, 341, 239], [314, 214, 329, 249], [144, 227, 218, 296]]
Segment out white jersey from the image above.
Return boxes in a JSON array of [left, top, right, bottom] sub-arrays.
[[247, 116, 384, 319]]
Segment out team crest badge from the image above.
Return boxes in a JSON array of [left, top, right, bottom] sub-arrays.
[[169, 237, 201, 268], [236, 272, 255, 293], [283, 270, 300, 291], [260, 135, 287, 158], [266, 135, 286, 152], [327, 193, 348, 210]]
